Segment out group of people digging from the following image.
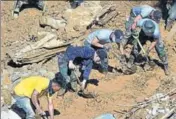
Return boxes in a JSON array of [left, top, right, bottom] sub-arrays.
[[10, 2, 176, 119]]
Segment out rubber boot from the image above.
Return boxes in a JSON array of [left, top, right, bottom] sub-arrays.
[[163, 64, 169, 76]]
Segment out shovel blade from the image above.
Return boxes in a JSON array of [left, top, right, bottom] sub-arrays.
[[78, 90, 97, 99]]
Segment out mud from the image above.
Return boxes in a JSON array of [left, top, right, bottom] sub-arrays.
[[1, 1, 176, 119]]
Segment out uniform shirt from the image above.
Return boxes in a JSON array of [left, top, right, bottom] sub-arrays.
[[65, 46, 95, 80], [14, 76, 50, 98], [132, 5, 155, 18], [137, 18, 160, 40], [84, 29, 114, 45]]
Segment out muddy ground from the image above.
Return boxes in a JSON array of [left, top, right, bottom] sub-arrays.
[[1, 1, 176, 119]]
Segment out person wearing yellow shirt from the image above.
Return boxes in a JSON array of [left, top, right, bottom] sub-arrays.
[[12, 76, 66, 119]]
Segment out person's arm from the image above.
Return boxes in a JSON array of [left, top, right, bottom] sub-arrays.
[[91, 37, 104, 48], [119, 43, 125, 55], [31, 90, 43, 114], [69, 60, 76, 69], [147, 25, 160, 54], [148, 40, 157, 52], [48, 96, 54, 119], [81, 61, 93, 90], [82, 61, 93, 80], [132, 15, 142, 30]]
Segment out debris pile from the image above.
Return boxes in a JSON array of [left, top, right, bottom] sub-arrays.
[[145, 93, 176, 119], [120, 90, 176, 119]]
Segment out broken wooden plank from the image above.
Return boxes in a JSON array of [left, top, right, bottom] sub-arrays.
[[9, 34, 86, 64]]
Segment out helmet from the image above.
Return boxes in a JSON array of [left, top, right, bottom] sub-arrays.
[[114, 29, 124, 43], [142, 20, 155, 35], [96, 49, 108, 72], [152, 10, 162, 22]]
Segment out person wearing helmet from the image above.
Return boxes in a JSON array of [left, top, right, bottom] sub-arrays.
[[13, 0, 45, 18], [166, 1, 176, 31], [57, 45, 108, 91], [132, 18, 169, 75], [84, 29, 124, 50], [120, 5, 162, 55]]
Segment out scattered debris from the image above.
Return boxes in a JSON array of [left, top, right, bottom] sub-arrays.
[[39, 16, 66, 29], [115, 89, 176, 119], [94, 113, 116, 119]]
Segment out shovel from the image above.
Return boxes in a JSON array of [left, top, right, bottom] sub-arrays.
[[136, 39, 156, 71], [78, 90, 97, 99], [73, 68, 97, 99], [136, 38, 150, 62]]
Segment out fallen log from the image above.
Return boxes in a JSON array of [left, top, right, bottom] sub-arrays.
[[8, 34, 86, 64], [87, 5, 119, 29]]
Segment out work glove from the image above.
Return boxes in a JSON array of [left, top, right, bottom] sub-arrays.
[[69, 61, 76, 69], [81, 79, 87, 91]]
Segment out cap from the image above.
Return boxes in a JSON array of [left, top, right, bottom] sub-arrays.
[[142, 20, 155, 34], [114, 29, 124, 43]]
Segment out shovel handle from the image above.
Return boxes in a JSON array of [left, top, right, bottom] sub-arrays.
[[136, 39, 149, 62]]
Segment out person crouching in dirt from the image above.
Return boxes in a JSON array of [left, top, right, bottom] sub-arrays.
[[84, 29, 124, 51], [11, 76, 65, 119], [13, 0, 45, 18], [122, 18, 169, 75], [166, 1, 176, 31], [57, 45, 108, 92], [120, 5, 162, 55]]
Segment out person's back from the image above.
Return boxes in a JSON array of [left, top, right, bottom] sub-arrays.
[[65, 45, 95, 61], [14, 76, 49, 98], [132, 5, 155, 18], [84, 29, 113, 46]]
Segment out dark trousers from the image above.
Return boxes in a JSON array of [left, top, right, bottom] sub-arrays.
[[57, 54, 77, 84]]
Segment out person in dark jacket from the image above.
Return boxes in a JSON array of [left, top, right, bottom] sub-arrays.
[[57, 45, 108, 91]]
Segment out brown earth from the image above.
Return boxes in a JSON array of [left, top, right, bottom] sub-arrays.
[[1, 1, 176, 119]]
